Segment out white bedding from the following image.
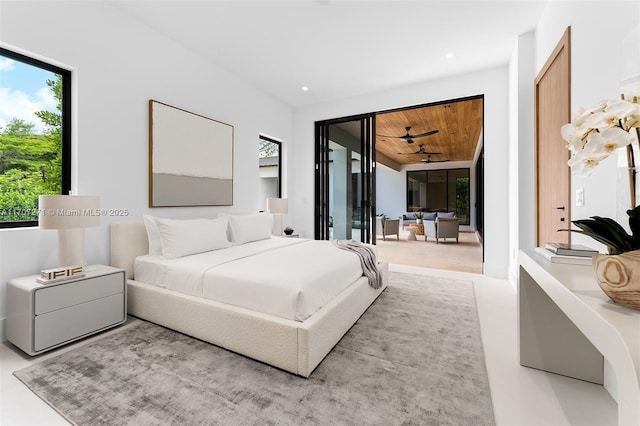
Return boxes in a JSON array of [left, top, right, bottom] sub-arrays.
[[134, 237, 372, 321]]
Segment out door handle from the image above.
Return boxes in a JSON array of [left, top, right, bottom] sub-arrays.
[[554, 206, 566, 210], [560, 217, 566, 222]]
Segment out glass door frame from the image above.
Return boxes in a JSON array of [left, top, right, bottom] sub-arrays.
[[315, 113, 376, 243]]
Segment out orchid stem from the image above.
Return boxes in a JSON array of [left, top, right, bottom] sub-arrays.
[[631, 128, 640, 208]]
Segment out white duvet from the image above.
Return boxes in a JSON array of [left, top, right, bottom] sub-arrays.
[[134, 237, 370, 321]]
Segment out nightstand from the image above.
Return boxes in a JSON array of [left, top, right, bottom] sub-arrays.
[[6, 265, 126, 356]]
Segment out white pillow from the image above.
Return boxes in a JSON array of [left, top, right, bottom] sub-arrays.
[[155, 216, 231, 258], [228, 213, 272, 245], [143, 214, 162, 256]]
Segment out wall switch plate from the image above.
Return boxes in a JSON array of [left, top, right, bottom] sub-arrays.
[[576, 188, 584, 207]]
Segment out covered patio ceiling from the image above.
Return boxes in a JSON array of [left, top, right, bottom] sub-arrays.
[[375, 97, 484, 166]]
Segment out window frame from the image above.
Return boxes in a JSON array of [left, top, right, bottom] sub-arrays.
[[258, 135, 282, 198], [0, 47, 71, 228]]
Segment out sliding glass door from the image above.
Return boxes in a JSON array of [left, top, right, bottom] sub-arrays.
[[315, 115, 375, 243]]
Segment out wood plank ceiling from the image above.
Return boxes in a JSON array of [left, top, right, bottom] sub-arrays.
[[376, 97, 483, 165]]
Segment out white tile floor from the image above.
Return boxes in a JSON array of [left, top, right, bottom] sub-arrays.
[[1, 265, 617, 426]]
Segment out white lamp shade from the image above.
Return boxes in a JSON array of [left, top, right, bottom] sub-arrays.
[[267, 198, 288, 214], [39, 195, 101, 229]]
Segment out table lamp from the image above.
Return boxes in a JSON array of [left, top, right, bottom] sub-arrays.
[[266, 198, 288, 235], [39, 195, 100, 267]]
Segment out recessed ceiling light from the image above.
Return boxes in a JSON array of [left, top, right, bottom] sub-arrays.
[[445, 52, 455, 59], [301, 86, 309, 91]]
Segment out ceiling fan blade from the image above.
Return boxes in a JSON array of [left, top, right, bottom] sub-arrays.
[[410, 129, 439, 138], [377, 134, 405, 139], [422, 153, 451, 163], [422, 159, 450, 163], [378, 127, 438, 142], [398, 144, 442, 155], [377, 133, 414, 140], [397, 151, 442, 155]]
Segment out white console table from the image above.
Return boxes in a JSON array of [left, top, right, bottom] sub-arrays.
[[518, 250, 640, 425]]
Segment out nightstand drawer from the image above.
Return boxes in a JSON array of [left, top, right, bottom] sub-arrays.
[[34, 293, 125, 351], [34, 271, 124, 315]]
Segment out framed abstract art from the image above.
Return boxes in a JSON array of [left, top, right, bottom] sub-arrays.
[[149, 100, 233, 207]]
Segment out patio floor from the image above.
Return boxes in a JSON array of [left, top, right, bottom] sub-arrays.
[[375, 228, 483, 274]]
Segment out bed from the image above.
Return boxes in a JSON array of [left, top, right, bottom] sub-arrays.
[[109, 217, 388, 377]]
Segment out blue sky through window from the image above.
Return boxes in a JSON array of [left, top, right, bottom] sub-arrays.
[[0, 55, 58, 134]]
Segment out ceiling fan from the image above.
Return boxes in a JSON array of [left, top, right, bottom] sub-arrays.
[[422, 155, 450, 164], [378, 126, 439, 144], [397, 144, 441, 155]]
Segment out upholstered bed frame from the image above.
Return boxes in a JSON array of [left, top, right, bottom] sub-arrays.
[[110, 220, 388, 377]]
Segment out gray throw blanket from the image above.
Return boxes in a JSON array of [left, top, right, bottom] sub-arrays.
[[332, 240, 383, 289]]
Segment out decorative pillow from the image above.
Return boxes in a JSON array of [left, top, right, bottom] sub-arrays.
[[155, 216, 231, 259], [228, 213, 272, 245], [143, 214, 162, 256], [438, 212, 456, 218], [423, 212, 437, 221]]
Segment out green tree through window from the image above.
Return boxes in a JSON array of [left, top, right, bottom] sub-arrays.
[[456, 177, 470, 218], [0, 49, 70, 227]]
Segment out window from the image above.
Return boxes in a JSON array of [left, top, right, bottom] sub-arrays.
[[406, 168, 470, 225], [0, 48, 71, 228], [258, 135, 281, 209]]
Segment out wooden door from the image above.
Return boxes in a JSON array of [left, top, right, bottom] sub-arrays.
[[535, 27, 571, 246]]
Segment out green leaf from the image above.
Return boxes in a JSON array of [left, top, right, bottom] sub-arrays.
[[627, 205, 640, 248], [574, 216, 633, 251], [570, 216, 634, 253]]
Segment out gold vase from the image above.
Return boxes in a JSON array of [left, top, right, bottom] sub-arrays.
[[593, 251, 640, 310]]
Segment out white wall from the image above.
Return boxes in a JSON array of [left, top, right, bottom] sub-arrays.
[[375, 163, 405, 220], [293, 67, 509, 277], [509, 31, 536, 283], [0, 1, 293, 340]]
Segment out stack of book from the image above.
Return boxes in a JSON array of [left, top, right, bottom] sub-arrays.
[[534, 243, 598, 265]]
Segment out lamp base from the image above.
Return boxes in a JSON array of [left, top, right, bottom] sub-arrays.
[[272, 214, 283, 236], [58, 228, 85, 267]]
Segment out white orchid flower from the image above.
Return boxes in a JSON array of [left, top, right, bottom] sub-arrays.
[[583, 99, 634, 131], [572, 99, 607, 127], [583, 126, 635, 154], [561, 122, 593, 151], [565, 98, 639, 175], [561, 123, 581, 150], [605, 99, 635, 125], [568, 150, 609, 176]]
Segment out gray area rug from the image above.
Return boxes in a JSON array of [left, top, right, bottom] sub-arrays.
[[14, 272, 494, 425]]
